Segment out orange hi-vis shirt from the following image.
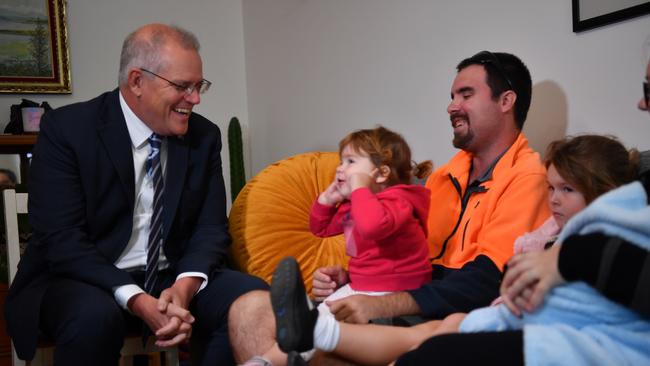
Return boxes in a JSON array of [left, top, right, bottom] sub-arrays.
[[426, 133, 550, 272]]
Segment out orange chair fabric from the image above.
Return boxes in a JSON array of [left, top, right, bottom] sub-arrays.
[[229, 152, 347, 294]]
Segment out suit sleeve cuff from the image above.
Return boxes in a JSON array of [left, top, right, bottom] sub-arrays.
[[113, 272, 208, 311], [177, 272, 208, 294], [113, 284, 145, 310]]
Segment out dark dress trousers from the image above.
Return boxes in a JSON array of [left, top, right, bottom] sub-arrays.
[[5, 89, 267, 365]]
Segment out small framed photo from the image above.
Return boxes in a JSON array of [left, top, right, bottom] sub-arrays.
[[0, 0, 72, 93]]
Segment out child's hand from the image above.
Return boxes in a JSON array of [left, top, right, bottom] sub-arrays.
[[348, 168, 379, 191], [318, 180, 345, 206], [312, 265, 349, 302]]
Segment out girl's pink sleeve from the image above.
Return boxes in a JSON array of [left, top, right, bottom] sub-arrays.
[[309, 199, 345, 237]]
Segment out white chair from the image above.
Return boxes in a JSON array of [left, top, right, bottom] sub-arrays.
[[2, 189, 179, 366]]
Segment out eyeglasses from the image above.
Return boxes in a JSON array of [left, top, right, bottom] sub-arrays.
[[473, 51, 514, 92], [140, 68, 211, 96], [644, 81, 649, 107]]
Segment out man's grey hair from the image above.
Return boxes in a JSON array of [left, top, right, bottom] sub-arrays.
[[118, 25, 200, 86]]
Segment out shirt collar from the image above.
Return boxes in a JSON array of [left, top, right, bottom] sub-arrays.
[[471, 147, 508, 184], [443, 133, 530, 188], [119, 91, 154, 149]]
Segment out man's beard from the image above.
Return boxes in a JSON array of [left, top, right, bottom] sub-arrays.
[[450, 111, 473, 149], [452, 128, 473, 149]]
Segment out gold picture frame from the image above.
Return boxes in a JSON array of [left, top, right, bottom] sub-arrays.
[[0, 0, 71, 93]]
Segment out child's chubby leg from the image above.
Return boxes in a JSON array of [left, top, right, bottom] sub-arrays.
[[257, 257, 468, 366], [429, 312, 467, 336], [333, 313, 466, 366]]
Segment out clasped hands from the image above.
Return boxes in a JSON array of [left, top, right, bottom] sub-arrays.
[[500, 243, 566, 317], [129, 276, 200, 347]]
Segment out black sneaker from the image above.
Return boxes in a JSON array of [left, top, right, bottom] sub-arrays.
[[271, 256, 318, 353]]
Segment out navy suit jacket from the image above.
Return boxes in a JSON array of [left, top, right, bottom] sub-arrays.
[[5, 89, 231, 359]]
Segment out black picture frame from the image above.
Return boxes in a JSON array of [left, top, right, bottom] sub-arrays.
[[572, 0, 650, 32]]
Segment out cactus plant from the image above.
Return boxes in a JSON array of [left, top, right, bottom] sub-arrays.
[[228, 117, 246, 202]]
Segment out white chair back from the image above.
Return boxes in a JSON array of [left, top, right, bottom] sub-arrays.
[[3, 189, 27, 285], [2, 189, 178, 366]]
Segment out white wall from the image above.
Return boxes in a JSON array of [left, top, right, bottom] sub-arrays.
[[0, 0, 249, 204], [243, 0, 650, 175], [3, 1, 650, 200]]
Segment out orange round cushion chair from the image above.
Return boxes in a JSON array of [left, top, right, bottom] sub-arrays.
[[229, 151, 347, 294]]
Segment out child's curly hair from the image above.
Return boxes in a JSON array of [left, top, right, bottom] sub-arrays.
[[339, 126, 432, 186]]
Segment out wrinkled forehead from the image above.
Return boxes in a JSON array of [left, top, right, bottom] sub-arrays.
[[159, 45, 203, 79]]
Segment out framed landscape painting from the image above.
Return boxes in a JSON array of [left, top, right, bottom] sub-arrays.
[[0, 0, 71, 93]]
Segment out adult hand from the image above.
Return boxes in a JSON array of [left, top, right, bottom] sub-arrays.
[[128, 292, 194, 347], [153, 303, 194, 347], [155, 277, 201, 345], [158, 276, 201, 313], [500, 244, 565, 316], [326, 294, 381, 323], [328, 292, 420, 324], [312, 265, 349, 302], [318, 180, 345, 206]]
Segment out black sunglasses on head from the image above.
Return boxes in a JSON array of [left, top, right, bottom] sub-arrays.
[[473, 50, 514, 92], [644, 81, 649, 107]]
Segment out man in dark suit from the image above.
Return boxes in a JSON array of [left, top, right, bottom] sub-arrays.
[[4, 23, 268, 365]]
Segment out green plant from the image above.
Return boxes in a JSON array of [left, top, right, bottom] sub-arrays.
[[228, 117, 246, 202]]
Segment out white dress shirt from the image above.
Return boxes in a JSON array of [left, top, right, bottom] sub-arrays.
[[112, 92, 207, 309]]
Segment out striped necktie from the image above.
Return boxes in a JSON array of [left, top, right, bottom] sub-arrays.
[[144, 133, 164, 294]]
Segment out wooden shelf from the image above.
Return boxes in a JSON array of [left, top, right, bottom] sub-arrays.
[[0, 135, 37, 154]]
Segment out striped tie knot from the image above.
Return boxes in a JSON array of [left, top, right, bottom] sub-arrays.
[[146, 133, 162, 178]]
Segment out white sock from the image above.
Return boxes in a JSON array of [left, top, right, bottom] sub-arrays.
[[313, 311, 340, 352], [240, 356, 272, 366], [300, 349, 316, 361]]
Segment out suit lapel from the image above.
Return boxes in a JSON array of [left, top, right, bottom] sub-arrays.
[[165, 135, 188, 239], [95, 90, 189, 241], [97, 91, 135, 206]]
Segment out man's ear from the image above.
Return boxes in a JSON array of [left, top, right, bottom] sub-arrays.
[[500, 90, 517, 114], [127, 68, 145, 97], [375, 165, 391, 184]]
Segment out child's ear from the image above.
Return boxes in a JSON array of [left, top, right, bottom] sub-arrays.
[[375, 165, 391, 184]]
